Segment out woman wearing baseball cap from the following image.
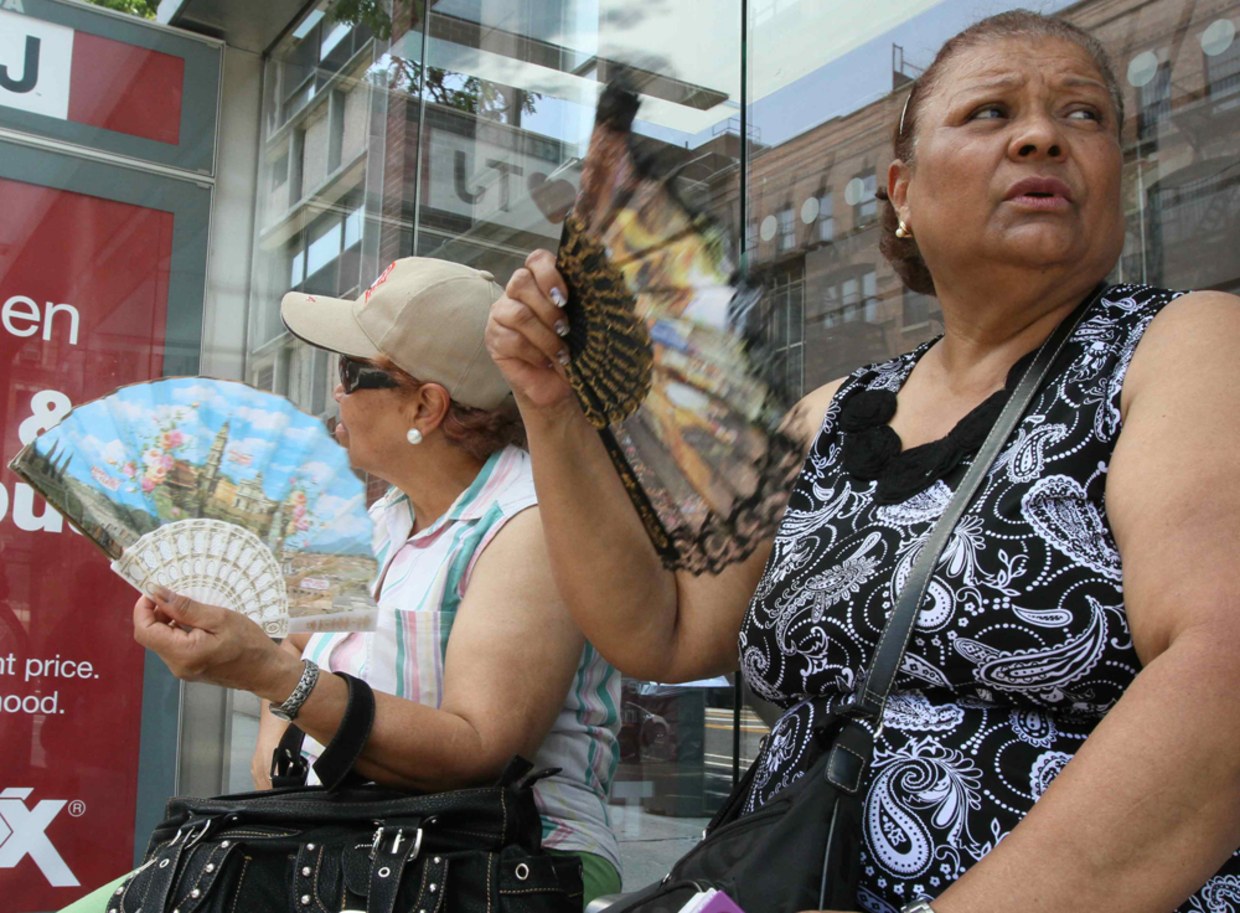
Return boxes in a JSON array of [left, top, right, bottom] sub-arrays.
[[104, 258, 622, 908]]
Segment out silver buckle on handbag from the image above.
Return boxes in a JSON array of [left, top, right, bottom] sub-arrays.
[[370, 826, 422, 860], [172, 819, 213, 848]]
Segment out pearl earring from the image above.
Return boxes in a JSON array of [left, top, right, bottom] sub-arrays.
[[895, 220, 913, 239], [406, 428, 423, 446]]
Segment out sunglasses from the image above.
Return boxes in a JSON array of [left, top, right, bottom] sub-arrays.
[[338, 355, 400, 394]]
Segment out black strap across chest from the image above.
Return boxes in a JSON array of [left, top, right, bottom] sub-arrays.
[[855, 284, 1102, 721]]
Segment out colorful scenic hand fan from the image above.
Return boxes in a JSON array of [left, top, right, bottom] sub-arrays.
[[8, 378, 377, 637], [557, 83, 803, 574]]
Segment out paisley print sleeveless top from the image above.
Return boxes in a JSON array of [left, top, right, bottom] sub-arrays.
[[738, 285, 1240, 913]]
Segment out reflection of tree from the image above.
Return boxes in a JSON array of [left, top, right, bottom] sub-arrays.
[[376, 56, 540, 123], [330, 0, 541, 123], [82, 0, 159, 18], [329, 0, 400, 40]]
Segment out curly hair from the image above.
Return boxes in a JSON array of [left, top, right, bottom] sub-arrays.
[[877, 10, 1124, 296], [371, 355, 526, 461]]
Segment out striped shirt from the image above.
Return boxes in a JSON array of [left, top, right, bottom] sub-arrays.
[[301, 445, 621, 869]]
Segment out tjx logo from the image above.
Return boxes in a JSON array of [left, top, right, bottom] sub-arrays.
[[0, 787, 80, 887]]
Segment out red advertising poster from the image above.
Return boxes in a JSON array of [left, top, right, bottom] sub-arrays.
[[0, 9, 186, 144], [0, 177, 171, 909]]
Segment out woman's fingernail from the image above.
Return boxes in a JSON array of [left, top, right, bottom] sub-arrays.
[[550, 287, 566, 308], [555, 319, 569, 337], [557, 349, 570, 366], [151, 585, 173, 601]]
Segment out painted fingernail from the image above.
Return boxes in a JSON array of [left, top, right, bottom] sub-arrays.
[[554, 319, 569, 337], [550, 287, 566, 308], [557, 349, 570, 366]]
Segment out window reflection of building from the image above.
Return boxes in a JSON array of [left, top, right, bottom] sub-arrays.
[[847, 170, 877, 228], [1205, 20, 1240, 111], [822, 268, 877, 328], [764, 271, 805, 396], [1136, 61, 1172, 143], [743, 1, 1240, 398], [776, 202, 795, 252], [815, 190, 834, 244], [902, 288, 939, 331]]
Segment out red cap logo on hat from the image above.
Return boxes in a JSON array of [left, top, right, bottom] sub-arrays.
[[365, 262, 398, 301]]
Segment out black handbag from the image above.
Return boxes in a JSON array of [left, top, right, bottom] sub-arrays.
[[113, 674, 584, 913], [603, 289, 1100, 913]]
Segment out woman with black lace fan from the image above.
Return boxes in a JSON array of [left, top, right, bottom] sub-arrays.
[[486, 11, 1240, 913]]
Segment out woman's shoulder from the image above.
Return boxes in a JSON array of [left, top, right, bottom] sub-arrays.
[[784, 379, 846, 454], [782, 344, 930, 454], [1091, 282, 1234, 322], [468, 445, 539, 518], [1108, 282, 1240, 347], [1117, 285, 1240, 410]]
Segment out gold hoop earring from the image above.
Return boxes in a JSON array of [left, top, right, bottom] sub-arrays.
[[895, 220, 913, 240]]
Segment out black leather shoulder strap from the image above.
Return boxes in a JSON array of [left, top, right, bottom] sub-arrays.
[[313, 671, 377, 792], [270, 671, 377, 791], [856, 284, 1103, 720]]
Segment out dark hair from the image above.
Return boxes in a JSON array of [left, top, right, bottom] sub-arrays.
[[372, 355, 526, 461], [877, 10, 1124, 295]]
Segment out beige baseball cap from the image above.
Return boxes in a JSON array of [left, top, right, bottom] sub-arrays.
[[280, 257, 511, 410]]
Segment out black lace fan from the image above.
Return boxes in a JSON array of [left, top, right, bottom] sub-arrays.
[[557, 83, 802, 574]]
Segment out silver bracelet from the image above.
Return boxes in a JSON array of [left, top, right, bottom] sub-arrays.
[[269, 659, 320, 722], [900, 900, 937, 913]]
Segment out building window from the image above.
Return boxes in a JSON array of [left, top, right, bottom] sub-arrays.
[[817, 190, 834, 243], [765, 272, 805, 397], [777, 203, 795, 252], [846, 171, 877, 227], [1205, 36, 1240, 111], [902, 287, 938, 328], [274, 5, 372, 129], [1137, 63, 1172, 142], [746, 220, 758, 254], [823, 268, 878, 327], [287, 199, 365, 294]]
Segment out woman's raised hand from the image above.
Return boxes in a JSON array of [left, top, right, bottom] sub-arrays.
[[486, 249, 578, 414]]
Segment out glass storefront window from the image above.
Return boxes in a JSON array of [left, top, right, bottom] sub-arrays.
[[226, 0, 1240, 896], [746, 0, 1240, 398], [243, 0, 748, 889]]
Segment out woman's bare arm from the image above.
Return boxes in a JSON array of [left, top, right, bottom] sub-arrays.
[[138, 508, 594, 792], [487, 249, 842, 682], [886, 292, 1240, 913]]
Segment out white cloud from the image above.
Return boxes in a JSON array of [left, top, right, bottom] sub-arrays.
[[233, 404, 293, 433], [296, 460, 339, 487], [101, 397, 153, 426], [279, 423, 323, 445], [100, 438, 128, 466], [315, 492, 366, 520], [165, 380, 229, 412], [225, 436, 278, 465]]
